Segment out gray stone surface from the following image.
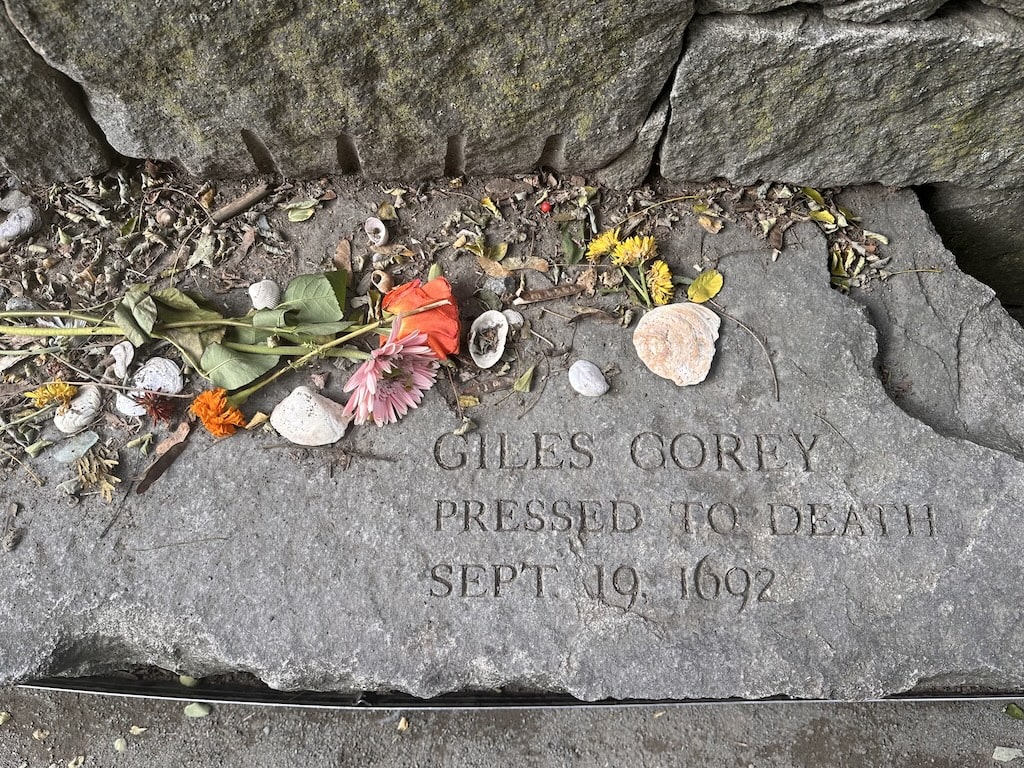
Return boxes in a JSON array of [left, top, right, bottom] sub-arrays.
[[3, 687, 1024, 767], [0, 8, 109, 181], [3, 187, 1024, 700], [662, 5, 1024, 189], [918, 184, 1024, 322], [841, 187, 1024, 458], [4, 0, 691, 179], [695, 0, 948, 22], [593, 99, 668, 189]]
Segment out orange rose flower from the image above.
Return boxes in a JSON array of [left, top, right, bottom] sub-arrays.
[[381, 276, 461, 360], [190, 388, 247, 438]]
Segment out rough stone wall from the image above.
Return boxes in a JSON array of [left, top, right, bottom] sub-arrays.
[[2, 0, 1022, 191]]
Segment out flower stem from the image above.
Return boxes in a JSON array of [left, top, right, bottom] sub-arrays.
[[0, 324, 123, 337], [620, 266, 652, 308], [2, 404, 57, 429], [221, 341, 369, 360]]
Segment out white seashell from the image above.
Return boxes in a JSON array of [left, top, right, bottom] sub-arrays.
[[0, 206, 40, 240], [115, 357, 183, 416], [364, 217, 389, 246], [633, 303, 721, 386], [54, 384, 102, 434], [270, 386, 351, 446], [110, 341, 135, 380], [469, 310, 509, 369], [248, 279, 281, 310], [568, 360, 609, 397], [502, 309, 525, 328]]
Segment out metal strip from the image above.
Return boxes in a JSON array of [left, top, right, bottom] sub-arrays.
[[17, 677, 1024, 711]]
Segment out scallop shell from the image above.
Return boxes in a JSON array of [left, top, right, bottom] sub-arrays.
[[568, 360, 609, 397], [633, 303, 720, 386], [469, 310, 509, 369], [54, 384, 102, 434], [115, 357, 184, 416], [248, 279, 281, 310], [270, 386, 351, 446], [364, 217, 389, 246]]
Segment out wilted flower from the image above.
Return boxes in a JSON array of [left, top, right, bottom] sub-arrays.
[[382, 276, 460, 360], [343, 326, 439, 426], [586, 228, 621, 262], [190, 388, 247, 438], [611, 235, 656, 267], [24, 380, 77, 410], [647, 260, 675, 306]]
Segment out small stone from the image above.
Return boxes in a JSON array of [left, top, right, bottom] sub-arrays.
[[0, 206, 40, 240], [113, 737, 127, 753], [0, 711, 10, 726], [568, 360, 609, 397], [270, 386, 351, 446], [154, 208, 177, 227]]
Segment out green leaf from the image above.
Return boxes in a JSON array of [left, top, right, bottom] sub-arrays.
[[287, 207, 315, 222], [560, 224, 585, 265], [200, 343, 279, 390], [114, 285, 158, 346], [183, 703, 211, 719], [150, 288, 227, 370], [279, 273, 346, 324], [513, 364, 537, 393], [119, 216, 138, 238], [427, 262, 443, 282], [282, 198, 318, 210], [687, 268, 724, 304], [487, 241, 508, 262], [809, 209, 836, 225], [252, 309, 289, 328], [801, 187, 826, 207], [1005, 703, 1024, 721]]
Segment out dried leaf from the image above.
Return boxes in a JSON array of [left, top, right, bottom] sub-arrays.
[[697, 214, 723, 234], [863, 230, 889, 245], [501, 257, 549, 273], [129, 726, 148, 736], [377, 202, 397, 221], [458, 394, 480, 408], [687, 268, 724, 304], [809, 209, 836, 225], [477, 255, 511, 278], [333, 238, 352, 275], [801, 187, 826, 207], [513, 364, 537, 393], [453, 417, 477, 436], [480, 197, 502, 220], [287, 206, 315, 222]]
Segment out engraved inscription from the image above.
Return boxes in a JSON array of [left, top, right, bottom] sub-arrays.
[[629, 432, 821, 472], [433, 432, 595, 470]]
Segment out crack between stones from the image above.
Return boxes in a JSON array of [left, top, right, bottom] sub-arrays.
[[1, 0, 120, 170]]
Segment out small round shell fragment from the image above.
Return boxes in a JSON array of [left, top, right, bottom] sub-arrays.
[[270, 386, 351, 446], [110, 341, 135, 380], [568, 360, 609, 397], [248, 279, 281, 310], [115, 357, 183, 416], [469, 310, 509, 369], [54, 384, 102, 434], [633, 303, 720, 386], [364, 217, 389, 246], [502, 309, 525, 328]]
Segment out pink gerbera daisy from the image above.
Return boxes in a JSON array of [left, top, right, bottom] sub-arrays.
[[342, 326, 439, 426]]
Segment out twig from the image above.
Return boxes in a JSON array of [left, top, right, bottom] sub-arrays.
[[130, 534, 233, 552], [211, 182, 271, 224], [709, 300, 780, 402], [0, 447, 43, 486]]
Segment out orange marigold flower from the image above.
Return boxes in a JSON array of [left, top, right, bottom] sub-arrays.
[[381, 276, 461, 360], [190, 388, 247, 438]]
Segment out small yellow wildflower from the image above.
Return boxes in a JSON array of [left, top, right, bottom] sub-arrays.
[[647, 260, 675, 306], [611, 235, 656, 267], [24, 380, 78, 410], [585, 228, 621, 262]]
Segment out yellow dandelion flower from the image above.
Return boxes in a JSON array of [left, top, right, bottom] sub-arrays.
[[611, 235, 656, 267], [24, 380, 78, 410], [585, 228, 621, 262], [647, 260, 675, 306]]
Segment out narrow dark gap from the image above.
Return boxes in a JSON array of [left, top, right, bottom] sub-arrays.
[[537, 134, 566, 173], [444, 135, 466, 178], [336, 133, 362, 175], [915, 184, 1024, 326], [240, 129, 281, 177], [1, 0, 123, 169], [645, 19, 694, 183]]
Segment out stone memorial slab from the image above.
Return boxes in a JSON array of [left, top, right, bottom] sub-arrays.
[[2, 188, 1024, 701]]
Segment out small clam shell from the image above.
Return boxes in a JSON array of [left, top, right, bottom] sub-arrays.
[[469, 310, 509, 369], [270, 386, 351, 446], [371, 269, 393, 293], [364, 217, 389, 246], [110, 341, 135, 380], [115, 357, 183, 416], [502, 309, 525, 328], [633, 303, 720, 386], [568, 360, 609, 397], [248, 279, 281, 310], [53, 384, 102, 434]]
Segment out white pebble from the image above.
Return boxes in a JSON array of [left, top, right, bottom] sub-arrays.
[[568, 360, 609, 397]]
